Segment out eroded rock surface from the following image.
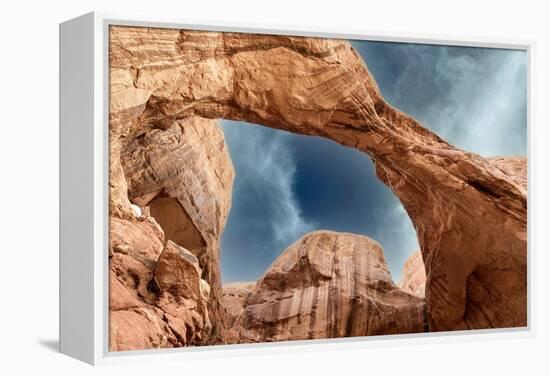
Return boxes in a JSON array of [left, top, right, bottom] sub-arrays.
[[489, 157, 527, 191], [109, 114, 234, 349], [222, 282, 256, 342], [222, 282, 255, 328], [230, 231, 426, 343], [109, 220, 212, 351], [119, 116, 235, 342], [109, 26, 527, 342], [399, 251, 426, 299]]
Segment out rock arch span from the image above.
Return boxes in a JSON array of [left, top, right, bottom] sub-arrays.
[[109, 26, 527, 337]]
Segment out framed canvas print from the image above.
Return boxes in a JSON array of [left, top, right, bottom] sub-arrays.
[[59, 12, 534, 365]]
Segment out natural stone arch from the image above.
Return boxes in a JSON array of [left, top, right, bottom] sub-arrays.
[[109, 26, 527, 332]]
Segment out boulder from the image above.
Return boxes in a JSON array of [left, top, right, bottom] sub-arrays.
[[232, 231, 427, 343]]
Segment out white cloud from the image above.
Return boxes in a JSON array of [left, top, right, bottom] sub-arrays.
[[392, 46, 527, 157], [441, 51, 527, 157]]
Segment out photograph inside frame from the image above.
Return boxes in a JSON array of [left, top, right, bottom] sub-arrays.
[[108, 25, 527, 351]]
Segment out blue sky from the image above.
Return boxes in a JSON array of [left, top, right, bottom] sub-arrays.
[[219, 40, 527, 284]]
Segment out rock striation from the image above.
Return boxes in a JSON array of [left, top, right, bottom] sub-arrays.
[[399, 251, 426, 299], [231, 231, 427, 343], [109, 26, 528, 345]]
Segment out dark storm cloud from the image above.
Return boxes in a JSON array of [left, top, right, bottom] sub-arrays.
[[219, 41, 527, 283]]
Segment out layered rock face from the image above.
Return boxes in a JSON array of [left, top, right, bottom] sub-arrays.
[[230, 231, 426, 343], [109, 25, 527, 345], [399, 251, 426, 299], [109, 116, 234, 350]]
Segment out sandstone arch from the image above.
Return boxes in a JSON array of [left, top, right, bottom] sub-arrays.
[[109, 26, 527, 333]]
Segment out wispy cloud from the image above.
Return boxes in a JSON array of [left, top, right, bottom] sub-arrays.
[[358, 42, 527, 157], [240, 125, 315, 242], [433, 49, 527, 157]]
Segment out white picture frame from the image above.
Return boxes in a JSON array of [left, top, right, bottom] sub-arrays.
[[59, 11, 536, 365]]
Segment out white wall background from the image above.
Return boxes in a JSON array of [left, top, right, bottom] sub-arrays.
[[0, 0, 548, 375]]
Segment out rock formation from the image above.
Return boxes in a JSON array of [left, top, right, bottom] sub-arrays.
[[109, 219, 212, 351], [399, 251, 426, 299], [489, 157, 527, 191], [109, 25, 527, 347], [120, 117, 234, 343], [230, 231, 426, 343], [109, 116, 234, 350], [221, 282, 256, 342], [222, 282, 256, 328]]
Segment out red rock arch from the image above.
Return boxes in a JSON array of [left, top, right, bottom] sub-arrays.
[[109, 26, 527, 333]]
